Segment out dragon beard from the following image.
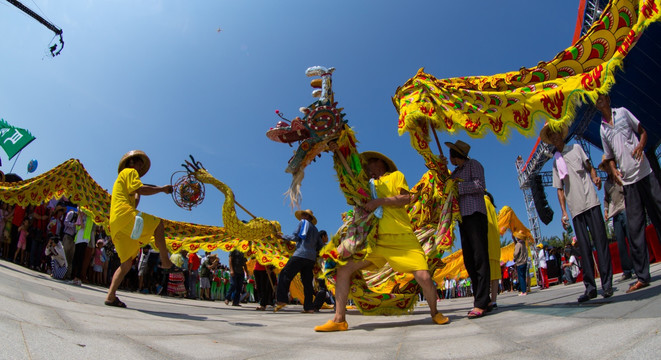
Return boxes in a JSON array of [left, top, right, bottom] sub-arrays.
[[284, 169, 305, 209]]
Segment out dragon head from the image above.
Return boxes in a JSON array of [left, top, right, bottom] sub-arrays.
[[266, 66, 347, 176]]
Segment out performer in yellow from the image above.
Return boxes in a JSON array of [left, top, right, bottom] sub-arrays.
[[105, 150, 174, 308], [485, 192, 501, 310], [315, 151, 450, 332]]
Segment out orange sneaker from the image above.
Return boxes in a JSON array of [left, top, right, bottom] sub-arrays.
[[314, 320, 349, 332], [432, 313, 450, 325]]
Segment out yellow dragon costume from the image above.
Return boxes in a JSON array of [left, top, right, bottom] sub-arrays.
[[0, 158, 294, 269], [393, 0, 661, 140], [266, 66, 460, 315]]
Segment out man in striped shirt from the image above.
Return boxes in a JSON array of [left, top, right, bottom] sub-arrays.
[[445, 140, 491, 318]]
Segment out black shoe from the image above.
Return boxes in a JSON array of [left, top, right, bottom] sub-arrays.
[[578, 291, 597, 303], [602, 288, 614, 298]]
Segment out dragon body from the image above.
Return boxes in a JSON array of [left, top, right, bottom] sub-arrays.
[[0, 158, 293, 268], [266, 66, 460, 315]]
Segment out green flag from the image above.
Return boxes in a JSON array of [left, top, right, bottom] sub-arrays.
[[0, 119, 36, 160]]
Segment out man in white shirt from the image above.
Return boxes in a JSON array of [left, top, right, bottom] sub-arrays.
[[541, 123, 613, 302], [597, 93, 661, 293]]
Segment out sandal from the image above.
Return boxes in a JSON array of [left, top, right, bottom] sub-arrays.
[[467, 309, 484, 319], [255, 306, 266, 311], [273, 303, 287, 313], [104, 297, 127, 308], [626, 281, 649, 293]]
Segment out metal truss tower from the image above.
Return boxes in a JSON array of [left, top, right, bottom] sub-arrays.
[[516, 0, 606, 242], [516, 160, 543, 242]]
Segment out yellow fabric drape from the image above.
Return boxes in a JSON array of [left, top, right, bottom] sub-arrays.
[[394, 0, 661, 139], [433, 206, 529, 283], [497, 206, 534, 243]]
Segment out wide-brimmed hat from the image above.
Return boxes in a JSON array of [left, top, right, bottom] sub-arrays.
[[361, 151, 397, 173], [444, 140, 471, 158], [118, 150, 151, 177], [539, 123, 569, 145], [295, 209, 318, 225]]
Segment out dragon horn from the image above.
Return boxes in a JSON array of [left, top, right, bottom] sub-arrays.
[[189, 155, 204, 170], [183, 160, 197, 173]]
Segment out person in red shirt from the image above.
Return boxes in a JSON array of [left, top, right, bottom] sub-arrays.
[[187, 252, 201, 299], [253, 260, 274, 311]]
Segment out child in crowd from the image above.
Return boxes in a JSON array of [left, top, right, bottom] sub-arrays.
[[93, 239, 106, 285], [14, 218, 29, 265], [45, 235, 67, 280]]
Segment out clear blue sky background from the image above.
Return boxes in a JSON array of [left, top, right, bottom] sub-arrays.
[[0, 0, 598, 265]]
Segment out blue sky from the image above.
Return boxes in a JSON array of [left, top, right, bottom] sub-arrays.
[[0, 0, 595, 264]]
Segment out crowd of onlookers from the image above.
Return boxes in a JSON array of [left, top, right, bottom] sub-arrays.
[[0, 199, 311, 308], [0, 198, 588, 310], [436, 240, 585, 301], [0, 199, 125, 287]]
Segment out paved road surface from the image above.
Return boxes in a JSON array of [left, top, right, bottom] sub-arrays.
[[1, 260, 660, 359]]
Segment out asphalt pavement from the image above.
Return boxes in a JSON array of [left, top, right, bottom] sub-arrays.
[[1, 259, 660, 359]]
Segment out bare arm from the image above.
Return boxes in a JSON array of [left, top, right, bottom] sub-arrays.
[[363, 190, 411, 212], [132, 185, 172, 207], [135, 184, 173, 196], [557, 188, 570, 229], [585, 161, 601, 190], [605, 158, 623, 186], [604, 198, 609, 219], [633, 123, 647, 161]]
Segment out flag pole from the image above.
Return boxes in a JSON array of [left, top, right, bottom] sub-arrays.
[[9, 150, 22, 174]]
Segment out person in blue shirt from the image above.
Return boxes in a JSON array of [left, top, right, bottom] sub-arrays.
[[274, 209, 325, 313]]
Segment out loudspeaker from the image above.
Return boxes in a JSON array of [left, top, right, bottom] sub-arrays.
[[531, 174, 554, 225]]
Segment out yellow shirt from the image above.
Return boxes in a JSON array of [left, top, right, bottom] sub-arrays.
[[109, 168, 143, 236], [374, 171, 413, 235]]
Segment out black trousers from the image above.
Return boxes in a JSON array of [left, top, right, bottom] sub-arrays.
[[71, 242, 87, 279], [276, 256, 315, 311], [254, 269, 274, 307], [313, 278, 332, 311], [572, 205, 612, 294], [623, 173, 661, 284], [458, 212, 491, 309]]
